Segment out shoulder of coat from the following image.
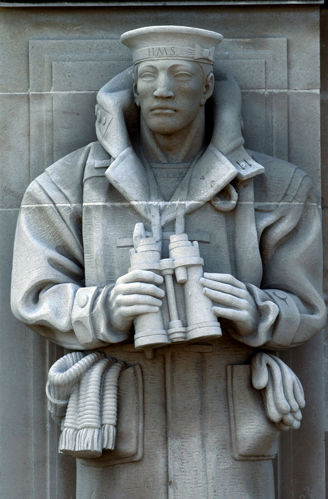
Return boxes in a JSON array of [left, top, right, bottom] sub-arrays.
[[30, 141, 109, 205], [246, 149, 312, 204]]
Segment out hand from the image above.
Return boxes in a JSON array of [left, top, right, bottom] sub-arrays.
[[200, 273, 258, 337], [251, 353, 305, 431], [108, 270, 164, 332]]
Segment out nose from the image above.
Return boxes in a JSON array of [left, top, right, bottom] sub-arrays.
[[153, 73, 174, 98]]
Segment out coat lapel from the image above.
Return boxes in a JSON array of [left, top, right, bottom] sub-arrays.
[[103, 142, 239, 227], [105, 146, 151, 221], [103, 142, 264, 229], [161, 144, 238, 226], [96, 69, 265, 228]]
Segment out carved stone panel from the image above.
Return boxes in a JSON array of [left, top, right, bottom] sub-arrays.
[[0, 6, 324, 499]]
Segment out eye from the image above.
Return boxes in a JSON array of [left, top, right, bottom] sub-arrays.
[[139, 71, 156, 81], [174, 71, 193, 80]]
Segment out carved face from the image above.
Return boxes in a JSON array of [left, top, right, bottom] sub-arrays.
[[134, 59, 213, 135]]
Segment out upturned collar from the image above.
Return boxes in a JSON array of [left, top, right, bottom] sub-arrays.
[[94, 67, 264, 224]]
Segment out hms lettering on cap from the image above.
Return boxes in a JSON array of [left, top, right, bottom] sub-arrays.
[[121, 25, 223, 64], [148, 47, 177, 58]]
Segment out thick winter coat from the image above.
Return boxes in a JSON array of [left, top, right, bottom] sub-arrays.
[[11, 69, 326, 498]]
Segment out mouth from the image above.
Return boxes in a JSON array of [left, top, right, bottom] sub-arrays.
[[150, 107, 176, 115]]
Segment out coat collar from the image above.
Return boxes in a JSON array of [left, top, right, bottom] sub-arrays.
[[95, 67, 264, 225], [105, 143, 237, 225]]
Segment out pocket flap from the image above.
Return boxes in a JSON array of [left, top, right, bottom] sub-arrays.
[[227, 364, 279, 461]]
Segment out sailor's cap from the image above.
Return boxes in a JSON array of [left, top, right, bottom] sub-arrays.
[[120, 25, 223, 65]]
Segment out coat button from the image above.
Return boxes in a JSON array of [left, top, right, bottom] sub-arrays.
[[273, 291, 287, 301], [78, 293, 89, 308]]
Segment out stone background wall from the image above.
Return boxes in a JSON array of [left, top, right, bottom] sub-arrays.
[[0, 5, 324, 498]]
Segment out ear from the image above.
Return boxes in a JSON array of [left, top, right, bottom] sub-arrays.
[[201, 72, 215, 105], [133, 81, 140, 107]]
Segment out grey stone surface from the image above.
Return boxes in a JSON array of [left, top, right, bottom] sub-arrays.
[[0, 6, 324, 499], [0, 7, 320, 92], [0, 95, 30, 207], [0, 210, 34, 497], [29, 39, 131, 93], [10, 21, 326, 499], [23, 23, 319, 182], [0, 209, 77, 498], [288, 91, 321, 193], [279, 333, 325, 499]]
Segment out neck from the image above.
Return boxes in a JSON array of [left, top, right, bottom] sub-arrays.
[[140, 112, 205, 163]]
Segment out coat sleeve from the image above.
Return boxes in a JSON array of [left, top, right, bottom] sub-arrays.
[[231, 171, 326, 349], [11, 169, 129, 350]]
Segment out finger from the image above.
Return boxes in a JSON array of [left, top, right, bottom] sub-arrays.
[[117, 294, 162, 307], [119, 305, 160, 318], [277, 421, 291, 431], [203, 288, 246, 309], [251, 354, 269, 390], [292, 409, 302, 422], [262, 380, 282, 423], [200, 278, 247, 298], [203, 273, 246, 289], [212, 306, 248, 323], [282, 413, 295, 426], [117, 270, 163, 286], [118, 282, 165, 298], [293, 377, 305, 409], [291, 419, 301, 430], [274, 360, 299, 413], [280, 416, 301, 430], [267, 361, 291, 415]]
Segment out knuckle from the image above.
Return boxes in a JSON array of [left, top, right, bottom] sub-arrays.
[[132, 294, 142, 304], [240, 310, 249, 321], [230, 296, 239, 307], [128, 270, 142, 282], [117, 273, 129, 284], [240, 298, 248, 309], [120, 306, 130, 317], [115, 283, 124, 294], [134, 283, 146, 293], [149, 284, 158, 294], [116, 295, 123, 306], [129, 305, 138, 315], [213, 306, 223, 317]]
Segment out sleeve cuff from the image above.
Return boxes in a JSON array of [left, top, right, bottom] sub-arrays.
[[71, 286, 129, 348], [230, 284, 279, 347], [260, 289, 301, 348], [230, 285, 302, 349]]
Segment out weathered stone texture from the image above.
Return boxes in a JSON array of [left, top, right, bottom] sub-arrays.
[[0, 5, 323, 498]]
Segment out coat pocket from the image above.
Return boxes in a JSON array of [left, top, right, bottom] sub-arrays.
[[227, 364, 279, 461], [81, 363, 143, 467]]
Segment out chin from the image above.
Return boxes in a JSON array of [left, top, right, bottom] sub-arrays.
[[146, 117, 186, 135]]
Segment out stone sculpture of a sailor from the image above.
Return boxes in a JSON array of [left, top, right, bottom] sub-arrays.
[[11, 26, 325, 498]]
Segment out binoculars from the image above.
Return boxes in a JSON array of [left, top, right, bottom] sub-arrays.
[[129, 223, 222, 350]]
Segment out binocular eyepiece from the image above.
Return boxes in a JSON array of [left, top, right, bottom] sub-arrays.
[[129, 223, 222, 351]]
